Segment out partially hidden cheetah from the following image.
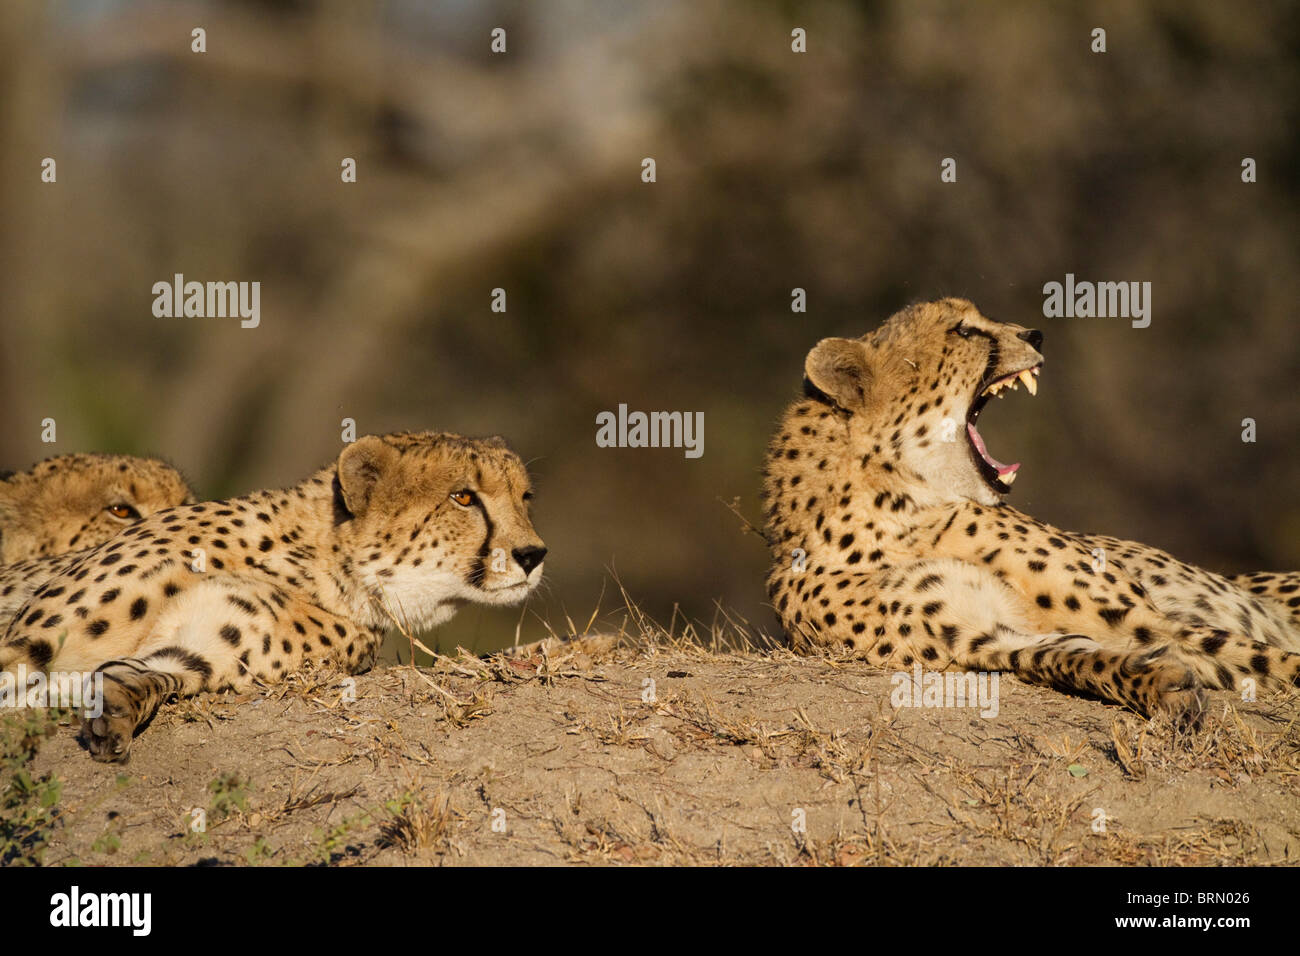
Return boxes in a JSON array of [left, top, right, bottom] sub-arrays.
[[1, 432, 546, 761], [0, 453, 193, 565], [762, 298, 1299, 723], [0, 453, 195, 621]]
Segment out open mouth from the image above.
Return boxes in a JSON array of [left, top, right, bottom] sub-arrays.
[[966, 364, 1041, 492]]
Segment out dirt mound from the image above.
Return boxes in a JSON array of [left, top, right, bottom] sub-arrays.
[[6, 637, 1299, 866]]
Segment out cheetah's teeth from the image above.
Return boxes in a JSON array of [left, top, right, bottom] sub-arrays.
[[1001, 470, 1017, 485], [982, 370, 1038, 399]]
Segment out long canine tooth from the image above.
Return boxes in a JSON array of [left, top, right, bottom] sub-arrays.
[[1002, 471, 1017, 485], [1020, 370, 1037, 395]]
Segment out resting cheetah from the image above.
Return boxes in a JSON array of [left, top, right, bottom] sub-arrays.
[[762, 298, 1299, 722], [1, 431, 546, 761], [0, 453, 193, 565], [0, 454, 195, 621]]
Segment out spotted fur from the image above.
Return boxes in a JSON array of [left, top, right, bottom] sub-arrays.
[[0, 454, 194, 622], [1, 432, 546, 761], [762, 298, 1299, 723], [0, 453, 193, 565]]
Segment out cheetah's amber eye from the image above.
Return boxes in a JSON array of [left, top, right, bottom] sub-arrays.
[[449, 490, 475, 507], [106, 503, 140, 520]]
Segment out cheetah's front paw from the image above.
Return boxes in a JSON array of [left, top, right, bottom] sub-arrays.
[[1142, 652, 1207, 730], [77, 670, 154, 762], [77, 706, 136, 763]]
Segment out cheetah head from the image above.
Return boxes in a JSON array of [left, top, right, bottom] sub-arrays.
[[334, 432, 546, 630], [804, 298, 1044, 507], [0, 453, 195, 563]]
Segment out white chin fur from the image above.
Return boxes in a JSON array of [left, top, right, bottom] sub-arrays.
[[906, 449, 1000, 507], [475, 564, 545, 607], [362, 568, 470, 631], [361, 565, 543, 629]]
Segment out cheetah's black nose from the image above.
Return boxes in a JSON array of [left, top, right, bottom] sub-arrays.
[[1019, 329, 1043, 351], [513, 546, 547, 575]]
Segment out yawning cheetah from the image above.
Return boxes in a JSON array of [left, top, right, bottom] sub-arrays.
[[1, 432, 545, 761], [762, 298, 1299, 722]]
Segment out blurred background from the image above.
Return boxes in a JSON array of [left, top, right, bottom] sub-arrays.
[[1, 0, 1297, 655]]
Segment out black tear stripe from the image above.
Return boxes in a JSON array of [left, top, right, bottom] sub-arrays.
[[965, 325, 1001, 390], [467, 498, 497, 588]]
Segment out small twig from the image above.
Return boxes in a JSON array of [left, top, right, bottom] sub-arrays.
[[717, 495, 771, 546]]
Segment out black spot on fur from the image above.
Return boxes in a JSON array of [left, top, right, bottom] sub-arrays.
[[226, 595, 257, 615], [1201, 631, 1228, 655], [150, 646, 213, 681], [1098, 606, 1130, 626]]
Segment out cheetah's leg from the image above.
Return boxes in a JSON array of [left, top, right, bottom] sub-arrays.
[[1227, 572, 1300, 626], [71, 576, 382, 762], [1056, 562, 1300, 691], [781, 558, 1208, 722], [1165, 624, 1300, 695], [969, 633, 1208, 725]]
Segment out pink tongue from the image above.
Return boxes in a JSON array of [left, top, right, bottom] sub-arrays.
[[967, 423, 1020, 477]]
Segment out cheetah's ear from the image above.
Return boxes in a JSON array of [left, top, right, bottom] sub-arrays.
[[337, 436, 399, 517], [804, 337, 872, 411]]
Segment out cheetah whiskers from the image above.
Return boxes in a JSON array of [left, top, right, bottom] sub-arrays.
[[369, 587, 428, 665], [369, 586, 471, 704]]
